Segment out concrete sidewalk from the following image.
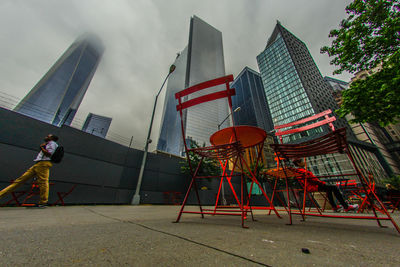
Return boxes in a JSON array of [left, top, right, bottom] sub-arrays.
[[0, 205, 399, 266]]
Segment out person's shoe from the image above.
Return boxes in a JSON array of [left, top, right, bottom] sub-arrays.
[[35, 203, 48, 209], [332, 205, 343, 212], [344, 204, 359, 212]]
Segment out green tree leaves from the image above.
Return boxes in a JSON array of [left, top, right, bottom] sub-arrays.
[[180, 141, 221, 177], [321, 0, 399, 74], [321, 0, 400, 126], [337, 52, 400, 126]]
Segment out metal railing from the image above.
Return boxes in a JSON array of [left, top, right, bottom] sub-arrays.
[[0, 90, 136, 148]]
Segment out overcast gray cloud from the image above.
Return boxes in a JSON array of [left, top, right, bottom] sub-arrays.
[[0, 0, 352, 149]]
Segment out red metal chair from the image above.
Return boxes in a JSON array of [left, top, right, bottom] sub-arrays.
[[52, 184, 77, 206], [387, 192, 400, 213], [174, 75, 280, 227], [2, 179, 55, 207], [163, 191, 182, 205], [269, 110, 400, 234], [1, 180, 76, 207]]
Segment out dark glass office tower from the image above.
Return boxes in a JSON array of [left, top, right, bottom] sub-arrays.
[[257, 22, 348, 143], [14, 34, 104, 126], [157, 16, 228, 156], [82, 113, 112, 138], [231, 67, 273, 132]]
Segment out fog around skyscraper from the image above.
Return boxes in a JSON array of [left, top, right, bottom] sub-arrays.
[[0, 0, 353, 150], [14, 34, 104, 126]]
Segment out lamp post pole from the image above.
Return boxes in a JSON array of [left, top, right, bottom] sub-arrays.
[[217, 106, 241, 206], [131, 64, 176, 205], [218, 107, 241, 131]]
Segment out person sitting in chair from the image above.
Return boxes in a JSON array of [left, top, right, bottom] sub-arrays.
[[291, 158, 358, 212]]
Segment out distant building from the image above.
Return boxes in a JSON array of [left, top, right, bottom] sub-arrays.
[[157, 15, 228, 156], [350, 68, 400, 172], [323, 76, 349, 106], [82, 113, 112, 138], [384, 124, 400, 169], [328, 72, 400, 176], [231, 67, 274, 132], [14, 34, 104, 126]]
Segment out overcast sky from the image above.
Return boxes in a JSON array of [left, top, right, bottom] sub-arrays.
[[0, 0, 352, 150]]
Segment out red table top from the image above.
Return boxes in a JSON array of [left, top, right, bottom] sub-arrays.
[[210, 125, 267, 148]]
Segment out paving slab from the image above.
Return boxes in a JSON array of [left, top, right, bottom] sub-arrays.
[[0, 205, 399, 266]]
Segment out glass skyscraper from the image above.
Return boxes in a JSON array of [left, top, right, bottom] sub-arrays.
[[82, 113, 112, 138], [231, 67, 273, 132], [157, 16, 228, 155], [14, 34, 104, 126], [185, 16, 229, 146], [257, 22, 388, 180], [257, 22, 348, 143]]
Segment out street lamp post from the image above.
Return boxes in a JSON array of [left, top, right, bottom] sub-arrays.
[[218, 107, 241, 130], [131, 64, 176, 205], [217, 106, 241, 206]]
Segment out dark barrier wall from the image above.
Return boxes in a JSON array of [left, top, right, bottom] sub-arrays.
[[0, 107, 196, 204], [0, 108, 277, 206]]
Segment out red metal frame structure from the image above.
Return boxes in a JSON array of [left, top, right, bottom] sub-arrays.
[[52, 184, 77, 206], [209, 126, 281, 221], [174, 75, 280, 227], [1, 180, 55, 207], [269, 110, 400, 234], [335, 178, 381, 213], [1, 180, 76, 207]]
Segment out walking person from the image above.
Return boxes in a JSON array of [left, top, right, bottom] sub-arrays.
[[0, 134, 59, 208]]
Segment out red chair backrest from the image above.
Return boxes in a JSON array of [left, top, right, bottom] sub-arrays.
[[274, 109, 336, 143], [174, 75, 236, 153], [270, 110, 346, 160], [175, 75, 235, 111]]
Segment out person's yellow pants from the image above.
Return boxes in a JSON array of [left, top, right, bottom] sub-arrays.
[[0, 161, 53, 204]]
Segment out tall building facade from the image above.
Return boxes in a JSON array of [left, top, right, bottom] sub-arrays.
[[256, 22, 388, 181], [184, 16, 228, 145], [257, 22, 349, 144], [14, 34, 104, 126], [82, 113, 112, 138], [231, 67, 274, 132], [157, 16, 228, 155]]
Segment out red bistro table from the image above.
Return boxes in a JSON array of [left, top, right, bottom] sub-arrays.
[[210, 125, 267, 148], [208, 125, 280, 225]]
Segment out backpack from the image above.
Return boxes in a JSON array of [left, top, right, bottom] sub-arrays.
[[51, 145, 64, 163]]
